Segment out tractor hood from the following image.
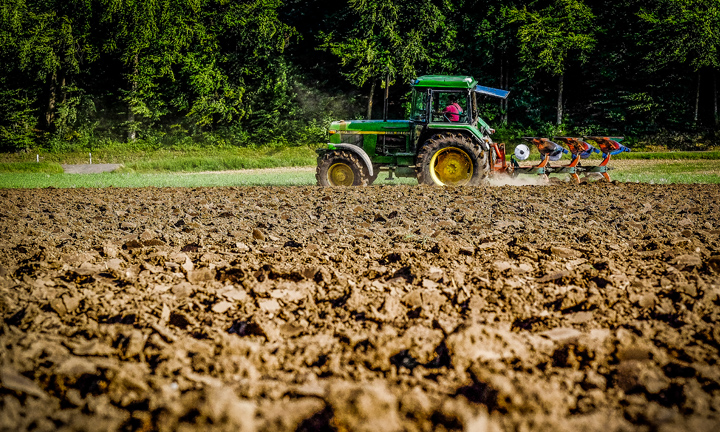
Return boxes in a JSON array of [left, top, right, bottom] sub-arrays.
[[328, 119, 411, 132], [475, 85, 510, 99]]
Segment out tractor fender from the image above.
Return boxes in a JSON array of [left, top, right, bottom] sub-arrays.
[[324, 143, 374, 177]]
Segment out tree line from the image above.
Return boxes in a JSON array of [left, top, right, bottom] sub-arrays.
[[1, 0, 719, 152]]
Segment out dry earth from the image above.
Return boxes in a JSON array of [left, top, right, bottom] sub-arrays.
[[1, 183, 720, 432]]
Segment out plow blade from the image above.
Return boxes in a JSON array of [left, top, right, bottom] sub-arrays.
[[553, 136, 600, 159], [580, 136, 629, 182], [585, 136, 630, 157]]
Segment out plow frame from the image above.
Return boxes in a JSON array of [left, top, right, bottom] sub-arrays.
[[490, 136, 625, 183]]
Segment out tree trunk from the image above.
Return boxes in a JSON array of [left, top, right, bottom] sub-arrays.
[[127, 54, 139, 141], [556, 73, 564, 125], [714, 69, 718, 127], [60, 74, 66, 106], [500, 52, 506, 125], [383, 73, 390, 121], [694, 70, 700, 124], [503, 55, 509, 125], [366, 80, 376, 120], [45, 70, 57, 128]]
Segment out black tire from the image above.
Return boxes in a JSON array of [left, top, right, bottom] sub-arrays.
[[316, 150, 369, 187], [416, 133, 488, 186]]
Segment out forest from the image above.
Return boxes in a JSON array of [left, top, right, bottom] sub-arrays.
[[1, 0, 719, 152]]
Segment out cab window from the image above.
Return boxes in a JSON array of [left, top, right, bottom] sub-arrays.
[[410, 89, 429, 121], [431, 92, 469, 123]]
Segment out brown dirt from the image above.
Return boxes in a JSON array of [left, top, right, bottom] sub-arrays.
[[1, 183, 719, 432]]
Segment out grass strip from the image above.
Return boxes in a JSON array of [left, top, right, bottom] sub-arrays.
[[613, 173, 720, 184], [0, 172, 315, 188], [0, 170, 420, 188], [3, 147, 719, 174], [0, 162, 64, 174], [611, 160, 720, 184], [121, 154, 315, 173], [1, 163, 718, 188], [0, 145, 320, 166]]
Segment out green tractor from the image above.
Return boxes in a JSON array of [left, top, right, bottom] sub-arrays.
[[316, 75, 509, 186]]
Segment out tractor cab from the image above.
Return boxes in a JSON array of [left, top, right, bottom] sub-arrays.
[[410, 88, 471, 124], [409, 75, 508, 136]]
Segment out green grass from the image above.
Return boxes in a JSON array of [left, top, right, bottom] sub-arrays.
[[1, 160, 717, 188], [0, 145, 320, 171], [0, 162, 64, 174], [611, 160, 720, 184], [0, 171, 315, 188], [3, 146, 720, 175], [0, 170, 419, 188], [121, 152, 314, 173]]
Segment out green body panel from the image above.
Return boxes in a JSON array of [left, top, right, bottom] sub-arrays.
[[363, 134, 377, 157], [412, 75, 477, 89], [329, 119, 411, 132], [427, 123, 486, 142], [329, 120, 414, 165]]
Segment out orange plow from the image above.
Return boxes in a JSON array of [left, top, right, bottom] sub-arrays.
[[490, 136, 629, 183]]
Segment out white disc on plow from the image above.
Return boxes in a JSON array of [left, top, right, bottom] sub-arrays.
[[514, 144, 530, 161]]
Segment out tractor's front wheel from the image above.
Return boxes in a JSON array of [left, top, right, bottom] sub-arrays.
[[316, 150, 369, 187], [416, 134, 487, 186]]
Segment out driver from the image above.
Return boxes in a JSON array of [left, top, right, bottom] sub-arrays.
[[443, 95, 463, 122]]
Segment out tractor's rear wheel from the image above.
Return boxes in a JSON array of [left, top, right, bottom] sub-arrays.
[[316, 150, 369, 187], [416, 134, 487, 186]]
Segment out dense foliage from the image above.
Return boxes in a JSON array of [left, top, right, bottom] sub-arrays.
[[1, 0, 719, 152]]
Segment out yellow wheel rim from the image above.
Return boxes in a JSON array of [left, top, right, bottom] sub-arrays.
[[429, 147, 473, 186], [328, 162, 355, 186]]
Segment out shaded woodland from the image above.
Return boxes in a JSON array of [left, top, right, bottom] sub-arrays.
[[1, 0, 719, 151]]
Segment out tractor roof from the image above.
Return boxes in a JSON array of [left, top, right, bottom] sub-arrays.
[[411, 75, 477, 89]]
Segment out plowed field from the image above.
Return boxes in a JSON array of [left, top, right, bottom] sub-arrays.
[[1, 183, 720, 431]]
